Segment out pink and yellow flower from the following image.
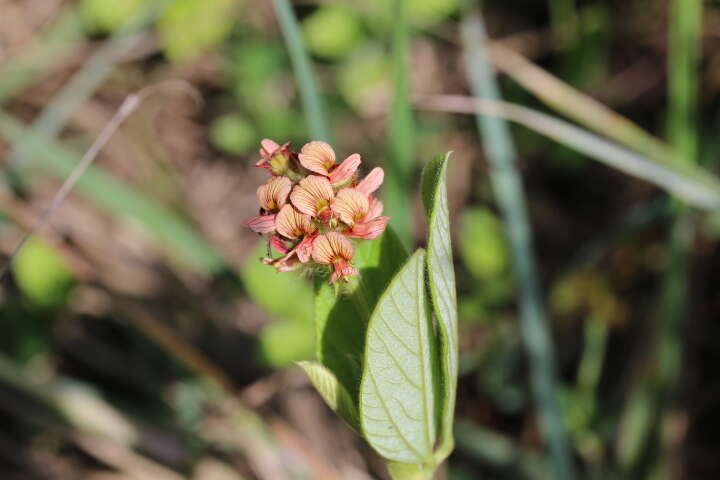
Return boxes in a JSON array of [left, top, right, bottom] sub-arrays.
[[299, 141, 361, 186], [290, 175, 335, 218], [245, 139, 389, 282], [312, 232, 359, 282], [243, 176, 292, 234]]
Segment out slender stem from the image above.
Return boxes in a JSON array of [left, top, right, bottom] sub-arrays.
[[385, 0, 414, 248], [271, 0, 332, 143], [0, 94, 142, 282], [461, 12, 574, 480]]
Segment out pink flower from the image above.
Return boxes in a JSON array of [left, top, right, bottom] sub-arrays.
[[299, 141, 361, 186], [244, 214, 277, 234], [244, 139, 390, 283], [355, 167, 384, 196], [244, 176, 292, 234], [256, 138, 293, 176], [331, 188, 389, 239], [312, 232, 359, 282], [275, 204, 317, 240], [290, 175, 335, 218], [257, 176, 292, 212], [266, 205, 318, 269]]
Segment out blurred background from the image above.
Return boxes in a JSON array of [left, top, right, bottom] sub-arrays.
[[1, 0, 719, 478]]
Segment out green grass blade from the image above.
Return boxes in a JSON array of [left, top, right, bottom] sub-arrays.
[[461, 11, 574, 480], [0, 113, 224, 273], [669, 0, 701, 166], [488, 43, 673, 165], [417, 95, 720, 210], [271, 0, 332, 143], [384, 0, 414, 247]]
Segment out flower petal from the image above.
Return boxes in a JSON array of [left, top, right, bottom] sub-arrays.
[[299, 141, 336, 175], [329, 153, 361, 185], [276, 204, 316, 239], [260, 138, 280, 156], [296, 235, 315, 263], [355, 167, 384, 196], [244, 214, 276, 234], [364, 196, 384, 221], [257, 176, 292, 211], [290, 175, 335, 216], [347, 216, 389, 239], [331, 188, 369, 226], [330, 259, 359, 282], [271, 234, 290, 254], [311, 232, 354, 264]]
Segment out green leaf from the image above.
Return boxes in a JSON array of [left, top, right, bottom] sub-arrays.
[[314, 228, 407, 403], [298, 361, 359, 431], [420, 152, 458, 458], [359, 249, 437, 465], [387, 461, 436, 480]]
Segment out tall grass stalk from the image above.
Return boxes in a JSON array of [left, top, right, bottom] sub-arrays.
[[271, 0, 332, 143], [460, 12, 574, 480], [621, 0, 702, 475], [384, 0, 414, 247]]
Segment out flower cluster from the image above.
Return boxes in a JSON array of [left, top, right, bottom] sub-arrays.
[[244, 139, 389, 282]]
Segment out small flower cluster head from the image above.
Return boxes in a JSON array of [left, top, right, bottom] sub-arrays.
[[244, 139, 389, 282]]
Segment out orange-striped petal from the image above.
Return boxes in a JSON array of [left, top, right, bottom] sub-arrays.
[[364, 196, 384, 221], [275, 204, 317, 239], [347, 216, 389, 239], [257, 176, 292, 211], [299, 141, 336, 175], [355, 167, 384, 196], [312, 232, 355, 264], [331, 188, 369, 226], [244, 214, 276, 234], [290, 175, 335, 216], [329, 153, 361, 185]]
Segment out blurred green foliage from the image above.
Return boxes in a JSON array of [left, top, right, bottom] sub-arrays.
[[13, 237, 74, 309], [82, 0, 237, 61], [158, 0, 236, 62], [210, 113, 257, 154], [302, 6, 363, 60], [81, 0, 146, 32], [241, 242, 314, 367]]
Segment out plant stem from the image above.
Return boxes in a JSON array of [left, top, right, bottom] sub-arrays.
[[271, 0, 332, 143], [385, 0, 414, 248], [460, 11, 574, 480]]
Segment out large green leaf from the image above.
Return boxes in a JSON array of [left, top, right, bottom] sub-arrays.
[[359, 250, 437, 465], [314, 227, 407, 403], [420, 152, 458, 458]]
